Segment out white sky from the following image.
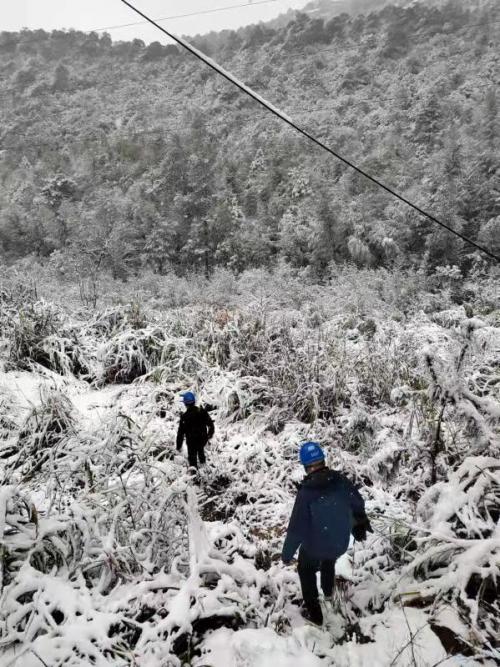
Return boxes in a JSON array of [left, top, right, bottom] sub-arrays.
[[3, 0, 313, 43]]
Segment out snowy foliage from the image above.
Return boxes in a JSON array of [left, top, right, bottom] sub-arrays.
[[1, 1, 499, 278], [0, 270, 498, 666], [0, 1, 499, 661]]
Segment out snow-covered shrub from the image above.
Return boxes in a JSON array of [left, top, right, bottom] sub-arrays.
[[124, 300, 148, 330], [466, 268, 500, 316], [353, 326, 422, 408], [0, 393, 17, 441], [9, 302, 59, 368], [0, 487, 133, 662], [8, 302, 89, 378], [366, 438, 406, 486], [88, 308, 126, 335], [0, 486, 94, 587], [204, 268, 238, 308], [409, 456, 500, 658], [8, 389, 74, 479], [0, 271, 498, 665], [0, 487, 38, 586], [193, 311, 351, 424], [342, 409, 379, 453], [100, 328, 171, 384], [0, 388, 22, 470], [379, 312, 500, 500], [0, 264, 39, 315]]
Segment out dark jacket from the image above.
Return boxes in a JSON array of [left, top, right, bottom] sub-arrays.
[[176, 405, 214, 450], [282, 467, 371, 562]]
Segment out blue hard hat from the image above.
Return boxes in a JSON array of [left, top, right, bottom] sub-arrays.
[[299, 441, 324, 466], [182, 391, 196, 405]]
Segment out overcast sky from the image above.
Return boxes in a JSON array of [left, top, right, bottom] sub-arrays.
[[4, 0, 313, 43]]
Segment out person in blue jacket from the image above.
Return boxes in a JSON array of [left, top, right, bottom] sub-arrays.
[[282, 441, 372, 626]]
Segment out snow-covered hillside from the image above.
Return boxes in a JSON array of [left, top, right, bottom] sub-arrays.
[[0, 274, 498, 666]]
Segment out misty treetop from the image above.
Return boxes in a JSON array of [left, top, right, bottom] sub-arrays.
[[0, 0, 499, 279]]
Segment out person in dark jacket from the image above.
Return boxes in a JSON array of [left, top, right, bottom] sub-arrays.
[[176, 392, 215, 469], [282, 441, 372, 626]]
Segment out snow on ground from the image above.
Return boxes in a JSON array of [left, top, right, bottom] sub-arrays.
[[0, 299, 498, 666]]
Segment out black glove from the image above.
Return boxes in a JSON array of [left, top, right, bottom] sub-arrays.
[[352, 517, 373, 542]]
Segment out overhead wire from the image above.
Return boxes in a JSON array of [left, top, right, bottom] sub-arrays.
[[3, 41, 496, 149], [0, 0, 281, 48], [0, 10, 496, 112], [0, 53, 497, 104], [0, 6, 496, 104], [0, 3, 497, 50], [1, 4, 498, 261], [84, 0, 281, 33], [113, 0, 499, 263]]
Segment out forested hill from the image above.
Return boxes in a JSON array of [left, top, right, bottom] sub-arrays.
[[1, 0, 499, 280]]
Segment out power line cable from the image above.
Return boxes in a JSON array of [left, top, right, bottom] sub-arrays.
[[0, 9, 496, 261], [0, 0, 281, 49], [87, 0, 281, 33], [117, 0, 499, 263], [0, 49, 497, 103], [1, 4, 498, 51], [0, 37, 500, 102], [0, 10, 496, 105], [1, 11, 496, 118]]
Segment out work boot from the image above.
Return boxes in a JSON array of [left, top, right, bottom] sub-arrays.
[[302, 601, 323, 626]]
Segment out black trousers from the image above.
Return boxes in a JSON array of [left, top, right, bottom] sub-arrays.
[[187, 440, 206, 468], [298, 547, 336, 607]]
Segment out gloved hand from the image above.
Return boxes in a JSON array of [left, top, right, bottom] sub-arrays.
[[352, 517, 373, 542]]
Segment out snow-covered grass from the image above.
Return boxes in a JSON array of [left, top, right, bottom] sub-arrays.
[[0, 272, 499, 666]]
